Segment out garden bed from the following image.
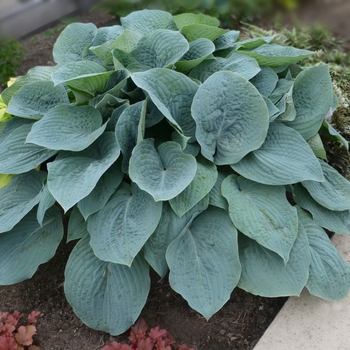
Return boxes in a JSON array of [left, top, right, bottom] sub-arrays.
[[1, 2, 350, 349]]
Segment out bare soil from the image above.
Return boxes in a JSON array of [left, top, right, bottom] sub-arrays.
[[1, 1, 350, 349]]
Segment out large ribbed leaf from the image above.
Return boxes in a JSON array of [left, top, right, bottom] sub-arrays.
[[284, 65, 333, 140], [64, 234, 150, 335], [298, 208, 350, 300], [77, 160, 123, 220], [222, 175, 298, 263], [250, 66, 278, 97], [0, 121, 57, 174], [175, 38, 215, 74], [6, 81, 69, 120], [1, 66, 58, 105], [0, 207, 63, 284], [121, 9, 173, 34], [181, 24, 228, 42], [132, 68, 198, 138], [47, 132, 120, 212], [26, 105, 107, 151], [67, 206, 89, 242], [189, 52, 261, 82], [293, 183, 350, 235], [129, 139, 197, 201], [88, 182, 162, 266], [132, 29, 189, 69], [166, 207, 241, 320], [231, 122, 324, 185], [239, 44, 313, 67], [36, 183, 56, 226], [192, 71, 269, 165], [208, 170, 230, 211], [0, 170, 46, 233], [66, 71, 115, 105], [238, 224, 311, 297], [112, 30, 143, 52], [173, 13, 220, 29], [53, 23, 97, 64], [169, 156, 217, 217], [51, 61, 107, 85], [143, 199, 208, 278], [302, 160, 350, 211]]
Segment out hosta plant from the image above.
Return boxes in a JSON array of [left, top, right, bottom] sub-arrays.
[[1, 9, 350, 336]]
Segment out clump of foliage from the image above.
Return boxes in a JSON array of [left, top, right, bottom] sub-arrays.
[[0, 310, 41, 350], [1, 9, 350, 336], [0, 37, 23, 89], [101, 318, 194, 350]]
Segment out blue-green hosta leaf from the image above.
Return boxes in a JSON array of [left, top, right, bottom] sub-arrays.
[[250, 66, 278, 97], [0, 170, 46, 233], [166, 206, 241, 320], [189, 52, 260, 82], [77, 160, 123, 220], [36, 183, 56, 226], [132, 29, 189, 69], [112, 29, 143, 53], [233, 36, 275, 50], [284, 65, 333, 140], [115, 101, 145, 172], [269, 78, 294, 104], [121, 9, 173, 34], [181, 24, 229, 42], [231, 122, 324, 185], [276, 88, 296, 122], [213, 30, 240, 50], [0, 206, 63, 284], [169, 156, 217, 217], [208, 170, 230, 211], [192, 71, 269, 165], [239, 44, 314, 67], [47, 132, 120, 212], [293, 183, 350, 235], [173, 13, 220, 30], [26, 105, 107, 151], [298, 207, 350, 300], [310, 139, 337, 167], [175, 38, 215, 74], [67, 206, 88, 242], [0, 121, 57, 174], [92, 25, 124, 46], [129, 139, 197, 201], [132, 68, 198, 139], [6, 81, 69, 120], [302, 160, 350, 211], [88, 182, 162, 266], [64, 234, 150, 335], [263, 96, 280, 120], [1, 66, 58, 105], [238, 224, 311, 297], [320, 120, 348, 149], [51, 61, 107, 85], [222, 175, 298, 263], [53, 23, 97, 64], [143, 199, 208, 278], [90, 93, 127, 120], [66, 71, 115, 105]]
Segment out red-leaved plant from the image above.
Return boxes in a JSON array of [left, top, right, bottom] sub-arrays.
[[0, 311, 41, 350], [101, 318, 195, 350]]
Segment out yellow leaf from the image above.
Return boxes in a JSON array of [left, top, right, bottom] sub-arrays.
[[0, 174, 13, 189]]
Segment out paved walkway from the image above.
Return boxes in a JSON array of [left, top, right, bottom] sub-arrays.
[[253, 234, 350, 350]]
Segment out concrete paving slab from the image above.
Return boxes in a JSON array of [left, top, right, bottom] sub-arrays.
[[253, 233, 350, 350]]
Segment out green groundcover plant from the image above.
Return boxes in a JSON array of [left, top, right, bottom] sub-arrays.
[[0, 10, 350, 336]]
